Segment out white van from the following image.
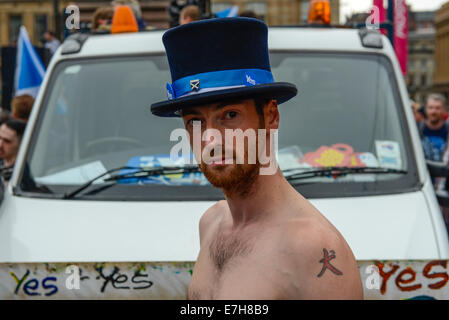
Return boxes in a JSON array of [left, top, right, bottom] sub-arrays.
[[1, 27, 448, 300]]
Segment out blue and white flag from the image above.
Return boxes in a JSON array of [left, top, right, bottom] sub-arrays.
[[215, 5, 239, 18], [14, 26, 46, 98]]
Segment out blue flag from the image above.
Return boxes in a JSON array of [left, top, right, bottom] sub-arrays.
[[215, 5, 239, 18], [14, 26, 46, 98]]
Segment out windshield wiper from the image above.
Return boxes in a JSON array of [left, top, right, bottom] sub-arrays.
[[284, 166, 407, 182], [63, 166, 140, 199], [103, 165, 201, 182], [63, 165, 201, 199]]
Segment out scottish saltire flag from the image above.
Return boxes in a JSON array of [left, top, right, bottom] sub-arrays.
[[215, 5, 239, 18], [14, 26, 46, 98]]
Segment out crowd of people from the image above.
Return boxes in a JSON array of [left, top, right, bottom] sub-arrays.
[[412, 93, 449, 230], [88, 0, 262, 33]]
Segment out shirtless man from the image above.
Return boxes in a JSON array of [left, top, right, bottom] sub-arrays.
[[151, 17, 363, 299]]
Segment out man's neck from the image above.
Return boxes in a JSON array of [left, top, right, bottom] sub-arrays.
[[224, 169, 297, 228], [426, 119, 445, 130]]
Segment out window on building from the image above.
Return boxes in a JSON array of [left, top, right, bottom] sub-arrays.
[[246, 1, 267, 19], [414, 74, 420, 87], [422, 59, 427, 70], [421, 74, 427, 87], [9, 14, 23, 45], [211, 2, 233, 14], [35, 14, 48, 46]]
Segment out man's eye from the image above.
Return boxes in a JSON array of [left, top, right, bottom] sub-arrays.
[[225, 111, 238, 119]]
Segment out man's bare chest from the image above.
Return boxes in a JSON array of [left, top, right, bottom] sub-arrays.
[[188, 231, 286, 299]]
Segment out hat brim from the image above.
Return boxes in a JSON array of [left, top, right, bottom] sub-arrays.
[[150, 82, 298, 117]]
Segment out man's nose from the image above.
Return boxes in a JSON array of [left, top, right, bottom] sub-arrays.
[[202, 123, 223, 147]]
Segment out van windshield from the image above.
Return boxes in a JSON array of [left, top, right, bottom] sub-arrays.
[[19, 53, 419, 200]]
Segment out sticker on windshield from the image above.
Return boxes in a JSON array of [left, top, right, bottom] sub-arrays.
[[375, 141, 402, 170], [302, 144, 368, 168], [119, 155, 209, 186], [356, 152, 379, 168]]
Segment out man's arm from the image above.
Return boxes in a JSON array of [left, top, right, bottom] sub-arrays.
[[283, 224, 363, 300]]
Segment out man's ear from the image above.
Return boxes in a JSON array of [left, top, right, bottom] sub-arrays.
[[264, 99, 280, 130]]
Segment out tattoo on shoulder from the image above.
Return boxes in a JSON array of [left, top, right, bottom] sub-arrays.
[[317, 248, 343, 277]]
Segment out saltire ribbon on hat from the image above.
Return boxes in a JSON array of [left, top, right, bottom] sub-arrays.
[[166, 68, 274, 100]]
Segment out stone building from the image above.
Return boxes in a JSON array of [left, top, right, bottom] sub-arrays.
[[434, 2, 449, 100], [401, 10, 436, 105], [210, 0, 340, 26], [407, 18, 435, 105], [0, 0, 170, 47], [1, 0, 340, 47], [407, 11, 438, 105], [0, 0, 65, 46]]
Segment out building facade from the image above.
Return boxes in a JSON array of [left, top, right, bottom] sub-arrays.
[[434, 2, 449, 99], [210, 0, 340, 26], [407, 27, 435, 105], [1, 0, 341, 46], [0, 0, 67, 46], [407, 11, 436, 105], [0, 0, 171, 47]]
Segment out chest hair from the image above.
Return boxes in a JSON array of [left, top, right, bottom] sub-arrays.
[[208, 229, 254, 273]]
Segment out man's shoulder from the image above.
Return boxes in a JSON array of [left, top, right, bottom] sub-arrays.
[[281, 217, 345, 260], [279, 218, 363, 299]]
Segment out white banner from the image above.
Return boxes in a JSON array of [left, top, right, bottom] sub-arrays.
[[1, 262, 193, 299], [1, 261, 449, 299]]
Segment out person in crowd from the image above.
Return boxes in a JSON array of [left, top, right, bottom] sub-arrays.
[[11, 94, 34, 122], [239, 10, 261, 20], [0, 110, 11, 126], [418, 93, 449, 162], [179, 5, 202, 25], [44, 31, 61, 56], [91, 7, 114, 33], [0, 119, 26, 188], [112, 0, 147, 30], [411, 100, 425, 125]]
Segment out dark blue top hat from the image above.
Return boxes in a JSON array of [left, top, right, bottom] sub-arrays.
[[151, 17, 298, 117]]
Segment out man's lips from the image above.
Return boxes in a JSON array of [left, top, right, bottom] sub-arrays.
[[207, 156, 233, 166]]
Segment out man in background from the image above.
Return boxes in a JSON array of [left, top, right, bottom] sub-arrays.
[[0, 119, 26, 188], [179, 5, 201, 25], [91, 7, 114, 33], [419, 93, 448, 162], [239, 10, 261, 20], [44, 31, 61, 56], [411, 99, 425, 125]]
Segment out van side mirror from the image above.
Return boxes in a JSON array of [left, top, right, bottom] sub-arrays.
[[426, 160, 449, 207]]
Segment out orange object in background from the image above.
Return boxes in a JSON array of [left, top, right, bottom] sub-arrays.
[[111, 5, 138, 34], [308, 0, 331, 25]]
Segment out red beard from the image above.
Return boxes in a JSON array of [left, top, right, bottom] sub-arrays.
[[200, 148, 260, 198]]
